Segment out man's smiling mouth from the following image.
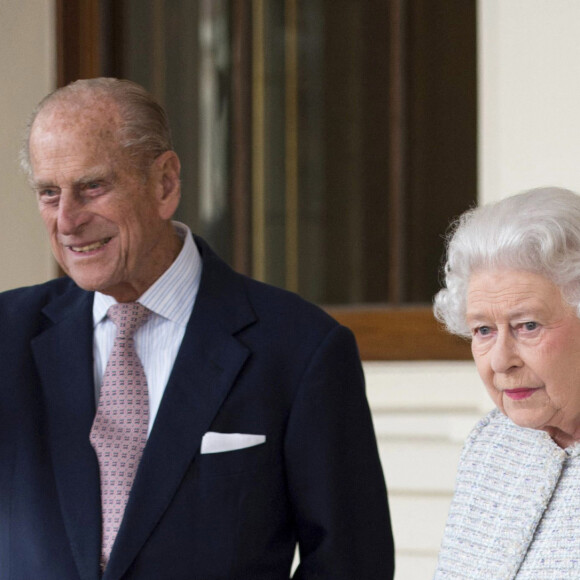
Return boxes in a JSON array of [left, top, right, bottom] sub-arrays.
[[69, 238, 112, 253]]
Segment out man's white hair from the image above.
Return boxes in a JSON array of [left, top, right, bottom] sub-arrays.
[[20, 77, 173, 178]]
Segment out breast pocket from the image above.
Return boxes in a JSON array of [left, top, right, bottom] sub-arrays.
[[197, 432, 271, 478]]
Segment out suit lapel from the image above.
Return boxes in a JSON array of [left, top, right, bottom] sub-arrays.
[[105, 238, 256, 579], [31, 287, 102, 580]]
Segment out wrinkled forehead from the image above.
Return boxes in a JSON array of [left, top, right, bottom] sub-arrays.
[[32, 94, 123, 144], [30, 98, 125, 166], [27, 101, 130, 185]]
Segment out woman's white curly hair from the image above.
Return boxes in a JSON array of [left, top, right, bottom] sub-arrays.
[[434, 187, 580, 338]]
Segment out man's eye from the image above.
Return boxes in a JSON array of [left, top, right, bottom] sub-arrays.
[[39, 188, 59, 199], [84, 182, 106, 195], [523, 321, 538, 332]]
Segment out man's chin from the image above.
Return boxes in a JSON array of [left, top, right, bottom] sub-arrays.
[[63, 269, 111, 293]]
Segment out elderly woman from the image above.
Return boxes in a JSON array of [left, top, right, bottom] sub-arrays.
[[433, 187, 580, 579]]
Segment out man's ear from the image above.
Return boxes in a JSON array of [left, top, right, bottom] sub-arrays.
[[153, 150, 181, 220]]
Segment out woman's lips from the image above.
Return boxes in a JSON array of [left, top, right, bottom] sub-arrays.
[[504, 388, 540, 400]]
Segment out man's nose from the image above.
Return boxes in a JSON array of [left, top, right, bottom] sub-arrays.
[[57, 193, 89, 234], [490, 329, 522, 373]]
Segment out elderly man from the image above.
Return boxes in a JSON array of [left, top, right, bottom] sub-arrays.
[[0, 78, 394, 579]]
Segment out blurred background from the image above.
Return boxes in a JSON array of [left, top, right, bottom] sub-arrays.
[[2, 1, 580, 577]]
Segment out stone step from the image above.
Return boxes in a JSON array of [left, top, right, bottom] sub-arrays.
[[364, 360, 490, 412], [395, 554, 438, 580], [389, 494, 451, 552], [373, 410, 484, 443], [378, 439, 463, 493]]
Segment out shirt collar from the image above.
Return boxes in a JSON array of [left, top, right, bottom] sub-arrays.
[[93, 221, 202, 328]]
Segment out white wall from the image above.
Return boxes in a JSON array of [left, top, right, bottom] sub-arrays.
[[478, 0, 580, 204], [0, 0, 55, 290]]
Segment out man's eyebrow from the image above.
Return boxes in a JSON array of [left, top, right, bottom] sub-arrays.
[[31, 171, 116, 190], [31, 180, 56, 190], [76, 170, 116, 184]]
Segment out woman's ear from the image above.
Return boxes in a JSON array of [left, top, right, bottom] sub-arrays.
[[153, 150, 181, 220]]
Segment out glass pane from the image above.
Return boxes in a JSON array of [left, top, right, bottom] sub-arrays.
[[106, 0, 233, 263], [105, 0, 477, 306]]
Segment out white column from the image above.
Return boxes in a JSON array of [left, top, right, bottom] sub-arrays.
[[0, 0, 56, 290], [478, 0, 580, 204]]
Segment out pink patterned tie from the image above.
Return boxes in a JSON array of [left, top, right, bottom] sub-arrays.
[[89, 302, 151, 569]]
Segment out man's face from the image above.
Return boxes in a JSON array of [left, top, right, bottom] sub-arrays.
[[29, 99, 177, 302]]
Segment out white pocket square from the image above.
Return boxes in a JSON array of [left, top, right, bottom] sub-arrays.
[[200, 432, 266, 454]]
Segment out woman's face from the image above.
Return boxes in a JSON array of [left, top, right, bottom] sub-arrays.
[[467, 268, 580, 447]]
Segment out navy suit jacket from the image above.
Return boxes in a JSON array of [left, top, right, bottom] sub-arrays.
[[0, 237, 394, 579]]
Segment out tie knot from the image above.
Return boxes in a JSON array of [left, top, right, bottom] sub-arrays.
[[107, 302, 151, 338]]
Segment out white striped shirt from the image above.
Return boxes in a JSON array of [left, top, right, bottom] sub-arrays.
[[93, 221, 202, 434]]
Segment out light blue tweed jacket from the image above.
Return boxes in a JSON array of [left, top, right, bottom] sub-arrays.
[[434, 408, 580, 579]]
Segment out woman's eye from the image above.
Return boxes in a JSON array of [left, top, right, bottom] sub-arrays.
[[474, 326, 491, 336]]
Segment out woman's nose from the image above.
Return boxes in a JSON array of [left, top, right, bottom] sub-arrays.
[[490, 330, 522, 373]]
